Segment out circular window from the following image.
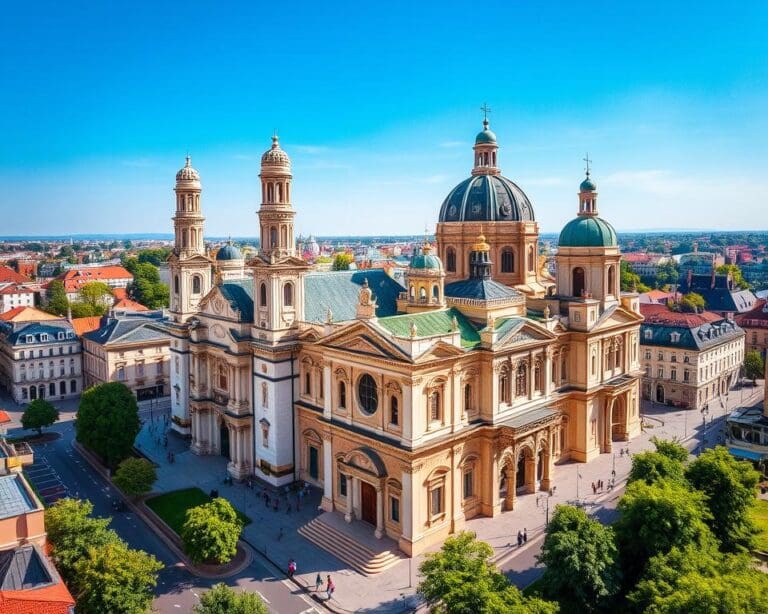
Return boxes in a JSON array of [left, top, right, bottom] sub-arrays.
[[357, 374, 378, 415]]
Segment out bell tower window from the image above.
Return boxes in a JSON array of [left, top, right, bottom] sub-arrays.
[[446, 247, 456, 272], [572, 267, 585, 297], [501, 249, 514, 273]]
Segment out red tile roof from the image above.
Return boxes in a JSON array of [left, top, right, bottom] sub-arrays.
[[640, 303, 723, 328], [0, 265, 32, 285], [0, 410, 11, 424], [0, 307, 60, 323], [113, 297, 149, 312], [735, 298, 768, 324], [0, 283, 34, 295], [56, 266, 133, 293], [111, 287, 128, 300], [71, 316, 102, 336], [0, 582, 75, 614]]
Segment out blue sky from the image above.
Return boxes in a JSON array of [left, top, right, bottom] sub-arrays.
[[1, 1, 767, 237]]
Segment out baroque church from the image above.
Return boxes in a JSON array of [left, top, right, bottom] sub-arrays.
[[166, 119, 643, 556]]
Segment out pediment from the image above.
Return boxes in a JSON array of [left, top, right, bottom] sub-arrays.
[[414, 340, 465, 362], [495, 319, 557, 349], [591, 306, 644, 331], [318, 321, 410, 361], [198, 287, 241, 322], [175, 253, 212, 265]]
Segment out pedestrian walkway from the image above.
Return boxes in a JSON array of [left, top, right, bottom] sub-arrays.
[[133, 383, 764, 612]]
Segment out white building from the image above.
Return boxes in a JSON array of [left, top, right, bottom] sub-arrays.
[[0, 284, 35, 314]]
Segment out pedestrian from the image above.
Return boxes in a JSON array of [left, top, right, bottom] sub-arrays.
[[591, 482, 596, 495], [326, 575, 335, 600], [517, 531, 523, 547], [523, 528, 528, 543], [288, 558, 296, 577], [315, 572, 323, 592]]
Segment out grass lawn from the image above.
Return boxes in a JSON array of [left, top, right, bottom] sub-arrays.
[[750, 498, 768, 553], [145, 487, 251, 535]]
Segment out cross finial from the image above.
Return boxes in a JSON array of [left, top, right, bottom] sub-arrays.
[[480, 103, 491, 126], [583, 153, 592, 176]]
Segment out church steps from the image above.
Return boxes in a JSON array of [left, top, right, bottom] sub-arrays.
[[297, 518, 402, 575]]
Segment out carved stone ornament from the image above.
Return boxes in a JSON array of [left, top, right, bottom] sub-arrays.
[[211, 324, 225, 339]]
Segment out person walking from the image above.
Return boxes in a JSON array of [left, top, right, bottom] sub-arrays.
[[288, 558, 296, 578], [315, 573, 323, 592], [523, 528, 528, 543], [326, 575, 335, 600], [517, 531, 523, 547], [591, 482, 596, 495]]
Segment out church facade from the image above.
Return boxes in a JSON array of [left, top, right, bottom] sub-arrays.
[[167, 120, 643, 556]]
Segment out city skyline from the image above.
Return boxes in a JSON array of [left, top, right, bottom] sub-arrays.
[[2, 1, 767, 237]]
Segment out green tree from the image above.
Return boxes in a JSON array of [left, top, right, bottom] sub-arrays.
[[620, 261, 650, 292], [628, 546, 768, 614], [59, 245, 74, 257], [685, 446, 760, 552], [743, 350, 764, 384], [418, 531, 558, 614], [21, 398, 59, 435], [651, 436, 690, 464], [79, 281, 113, 310], [716, 264, 750, 290], [137, 247, 172, 266], [654, 260, 680, 289], [70, 301, 100, 318], [537, 505, 619, 612], [332, 253, 354, 271], [615, 480, 713, 586], [45, 499, 122, 580], [127, 261, 169, 309], [76, 382, 141, 468], [113, 457, 157, 498], [193, 583, 268, 614], [181, 498, 243, 565], [45, 280, 69, 316], [628, 451, 686, 486], [677, 292, 706, 313], [73, 541, 163, 614]]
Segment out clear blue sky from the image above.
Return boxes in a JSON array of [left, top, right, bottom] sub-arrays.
[[1, 1, 767, 237]]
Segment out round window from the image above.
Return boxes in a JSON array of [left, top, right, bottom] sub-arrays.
[[357, 374, 378, 415]]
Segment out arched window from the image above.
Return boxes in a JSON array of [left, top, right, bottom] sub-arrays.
[[607, 265, 615, 296], [338, 381, 346, 408], [528, 246, 535, 271], [304, 371, 311, 395], [270, 226, 278, 249], [516, 363, 527, 397], [561, 356, 567, 382], [500, 372, 509, 403], [419, 287, 427, 302], [464, 384, 472, 412], [358, 374, 378, 415], [174, 275, 180, 295], [390, 396, 399, 425], [432, 285, 439, 300], [446, 247, 456, 272], [283, 282, 294, 307], [572, 267, 585, 297], [429, 391, 441, 422], [409, 285, 415, 300], [49, 382, 56, 397], [501, 249, 514, 273], [259, 283, 267, 307], [217, 363, 228, 390], [534, 362, 542, 392], [192, 275, 202, 295]]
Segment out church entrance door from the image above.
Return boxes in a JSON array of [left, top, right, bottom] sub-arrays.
[[220, 424, 230, 460], [360, 481, 376, 526], [656, 385, 665, 404]]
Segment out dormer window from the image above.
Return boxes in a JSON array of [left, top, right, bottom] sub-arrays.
[[25, 335, 34, 343], [40, 334, 49, 342], [670, 332, 681, 343], [644, 329, 652, 340], [58, 332, 65, 340]]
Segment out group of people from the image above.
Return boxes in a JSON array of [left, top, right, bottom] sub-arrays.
[[287, 562, 336, 601], [516, 528, 527, 547]]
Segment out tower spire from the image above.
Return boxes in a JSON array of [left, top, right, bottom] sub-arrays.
[[472, 104, 499, 176]]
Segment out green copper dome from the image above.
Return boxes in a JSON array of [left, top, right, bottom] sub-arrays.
[[558, 216, 617, 248], [580, 176, 597, 191], [410, 246, 443, 270]]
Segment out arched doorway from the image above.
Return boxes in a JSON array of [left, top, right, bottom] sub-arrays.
[[612, 398, 627, 440], [572, 267, 585, 297], [219, 423, 230, 459], [516, 453, 526, 488], [38, 385, 45, 399], [29, 386, 37, 400], [656, 385, 665, 404]]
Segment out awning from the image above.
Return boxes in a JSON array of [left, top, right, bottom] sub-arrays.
[[728, 447, 767, 461]]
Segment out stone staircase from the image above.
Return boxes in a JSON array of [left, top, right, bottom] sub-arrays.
[[297, 517, 403, 575]]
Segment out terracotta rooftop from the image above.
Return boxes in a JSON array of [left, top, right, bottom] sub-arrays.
[[640, 303, 723, 327], [0, 284, 35, 295], [56, 266, 133, 293], [113, 298, 149, 312], [111, 287, 127, 300], [0, 266, 32, 285], [735, 298, 768, 324], [71, 316, 102, 337], [0, 307, 60, 323]]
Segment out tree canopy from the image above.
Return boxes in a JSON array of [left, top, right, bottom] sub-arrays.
[[124, 259, 169, 308], [332, 253, 354, 271], [21, 398, 59, 435], [75, 382, 141, 468], [181, 498, 243, 565], [628, 451, 686, 486], [537, 505, 619, 612], [716, 264, 750, 290], [685, 447, 760, 552], [79, 281, 114, 310], [418, 531, 558, 614], [620, 261, 650, 292], [45, 280, 69, 316], [113, 457, 157, 498], [743, 350, 764, 384], [676, 292, 706, 313], [193, 583, 268, 614], [651, 437, 690, 464]]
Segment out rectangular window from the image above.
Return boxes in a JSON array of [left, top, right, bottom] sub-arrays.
[[70, 380, 76, 393], [156, 361, 163, 375], [684, 370, 690, 382], [137, 362, 145, 377], [657, 367, 664, 378], [671, 369, 677, 381], [308, 445, 319, 480], [658, 352, 664, 361], [339, 474, 347, 497], [430, 486, 443, 516], [463, 470, 474, 499], [389, 496, 400, 523], [117, 367, 125, 381]]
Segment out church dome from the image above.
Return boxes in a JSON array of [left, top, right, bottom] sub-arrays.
[[438, 175, 535, 222], [410, 248, 443, 271], [261, 135, 291, 167], [176, 156, 200, 182], [475, 119, 497, 144], [558, 216, 617, 248], [216, 243, 243, 261], [580, 175, 597, 192]]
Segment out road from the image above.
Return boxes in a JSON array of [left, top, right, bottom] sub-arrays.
[[6, 402, 321, 614]]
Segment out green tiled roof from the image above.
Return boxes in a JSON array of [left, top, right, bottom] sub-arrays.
[[377, 307, 481, 348], [493, 317, 526, 337], [558, 215, 617, 247], [304, 269, 404, 324], [220, 279, 254, 323]]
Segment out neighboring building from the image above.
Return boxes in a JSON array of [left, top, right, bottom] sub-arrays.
[[676, 251, 724, 276], [639, 303, 745, 410], [638, 289, 678, 305], [0, 266, 32, 286], [0, 308, 82, 404], [113, 297, 149, 311], [0, 283, 35, 314], [623, 252, 673, 278], [678, 270, 757, 316], [727, 360, 768, 462], [167, 122, 644, 557], [742, 261, 768, 288], [735, 298, 768, 360], [82, 310, 170, 401], [54, 265, 133, 302]]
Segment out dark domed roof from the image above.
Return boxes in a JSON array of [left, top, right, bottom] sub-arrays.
[[438, 175, 535, 223], [558, 216, 617, 248], [410, 251, 443, 271], [216, 243, 243, 261], [580, 175, 597, 191], [476, 119, 497, 144]]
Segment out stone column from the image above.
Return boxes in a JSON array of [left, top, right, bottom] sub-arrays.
[[323, 365, 332, 419], [527, 354, 534, 400], [544, 352, 552, 396], [402, 383, 413, 440], [525, 455, 536, 493], [603, 398, 615, 453], [540, 434, 553, 491], [375, 487, 384, 539], [321, 439, 333, 511], [504, 465, 516, 511], [344, 474, 354, 523], [400, 471, 413, 547]]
